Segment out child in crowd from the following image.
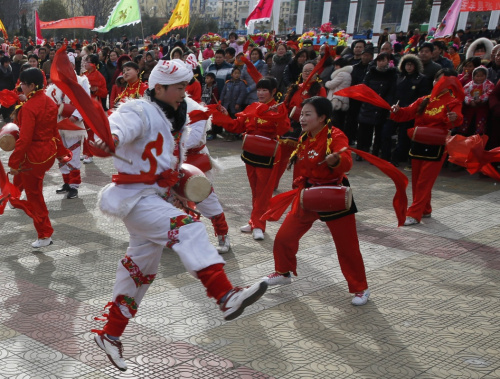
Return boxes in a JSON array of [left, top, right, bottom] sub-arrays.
[[201, 72, 219, 106], [220, 68, 247, 141], [459, 66, 495, 135]]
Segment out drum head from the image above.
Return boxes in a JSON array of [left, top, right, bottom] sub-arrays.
[[184, 175, 212, 202], [0, 135, 16, 152]]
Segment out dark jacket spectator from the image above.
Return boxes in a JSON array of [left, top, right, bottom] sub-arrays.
[[206, 55, 233, 95], [220, 76, 247, 116], [282, 49, 308, 87], [240, 48, 268, 105], [0, 56, 15, 91], [270, 47, 292, 96]]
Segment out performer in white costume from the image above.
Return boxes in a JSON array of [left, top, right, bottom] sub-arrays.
[[91, 59, 267, 372], [46, 52, 89, 199]]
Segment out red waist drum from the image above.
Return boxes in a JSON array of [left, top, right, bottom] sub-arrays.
[[408, 126, 449, 145], [173, 163, 212, 202], [242, 134, 279, 157], [59, 103, 77, 118], [300, 186, 352, 212], [184, 153, 212, 173], [0, 123, 19, 152]]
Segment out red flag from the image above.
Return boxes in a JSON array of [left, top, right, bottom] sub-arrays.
[[51, 46, 115, 152], [35, 11, 44, 45], [334, 84, 391, 110], [245, 0, 274, 27], [40, 16, 95, 30], [240, 55, 263, 84]]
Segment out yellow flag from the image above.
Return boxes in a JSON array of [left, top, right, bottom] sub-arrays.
[[0, 18, 8, 40], [154, 0, 190, 37]]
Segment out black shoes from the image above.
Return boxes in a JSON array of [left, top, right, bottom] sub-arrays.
[[56, 183, 70, 194], [67, 188, 78, 199]]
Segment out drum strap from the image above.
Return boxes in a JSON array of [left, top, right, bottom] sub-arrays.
[[112, 169, 180, 188]]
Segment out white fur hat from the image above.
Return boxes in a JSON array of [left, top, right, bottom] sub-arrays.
[[148, 59, 193, 89]]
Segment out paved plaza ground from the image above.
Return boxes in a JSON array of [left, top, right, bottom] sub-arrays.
[[0, 136, 499, 378]]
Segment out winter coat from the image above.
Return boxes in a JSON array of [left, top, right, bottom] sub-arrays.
[[0, 65, 15, 91], [240, 59, 268, 105], [358, 66, 397, 125], [270, 51, 292, 95], [283, 61, 303, 87], [220, 79, 247, 114], [396, 54, 432, 106], [325, 66, 353, 111]]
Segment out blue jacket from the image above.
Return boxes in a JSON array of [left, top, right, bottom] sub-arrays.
[[220, 79, 247, 114]]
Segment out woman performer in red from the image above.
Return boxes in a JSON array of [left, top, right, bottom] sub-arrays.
[[81, 54, 108, 164], [109, 61, 148, 112], [213, 77, 290, 240], [275, 60, 327, 190], [391, 69, 463, 226], [261, 96, 370, 305], [8, 68, 68, 248]]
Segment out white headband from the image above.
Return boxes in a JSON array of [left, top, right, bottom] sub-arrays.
[[148, 59, 193, 89]]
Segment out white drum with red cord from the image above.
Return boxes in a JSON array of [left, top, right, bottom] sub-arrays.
[[172, 163, 212, 202], [300, 186, 352, 212], [0, 123, 20, 152]]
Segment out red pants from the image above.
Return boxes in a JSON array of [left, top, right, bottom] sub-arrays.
[[246, 164, 274, 231], [273, 210, 367, 293], [18, 158, 55, 239], [407, 154, 447, 222]]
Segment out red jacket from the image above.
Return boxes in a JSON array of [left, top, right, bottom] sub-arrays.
[[390, 91, 463, 131], [9, 91, 59, 170], [294, 125, 352, 184], [219, 99, 290, 138], [83, 69, 108, 100]]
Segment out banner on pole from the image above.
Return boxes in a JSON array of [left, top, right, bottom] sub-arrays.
[[154, 0, 190, 38], [460, 0, 500, 11], [93, 0, 141, 33], [40, 16, 95, 30], [245, 0, 274, 27], [435, 0, 462, 37], [0, 19, 8, 40]]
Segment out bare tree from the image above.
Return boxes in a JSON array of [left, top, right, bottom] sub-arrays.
[[78, 0, 116, 27]]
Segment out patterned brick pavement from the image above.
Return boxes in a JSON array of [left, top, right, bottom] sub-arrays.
[[1, 136, 499, 378]]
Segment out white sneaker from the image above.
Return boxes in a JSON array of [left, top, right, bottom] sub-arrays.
[[240, 224, 252, 233], [94, 334, 127, 371], [31, 238, 53, 248], [83, 156, 93, 164], [252, 228, 264, 240], [403, 217, 419, 226], [352, 289, 370, 306], [263, 272, 292, 286], [219, 281, 268, 321], [216, 235, 231, 253]]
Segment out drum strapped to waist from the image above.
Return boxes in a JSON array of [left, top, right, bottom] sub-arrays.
[[408, 126, 449, 146], [300, 185, 352, 212], [59, 103, 77, 118], [242, 134, 279, 157], [0, 123, 20, 152], [172, 163, 212, 202], [184, 153, 212, 173]]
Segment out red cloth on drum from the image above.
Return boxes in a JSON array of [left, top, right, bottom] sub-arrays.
[[197, 263, 233, 301], [274, 211, 367, 293]]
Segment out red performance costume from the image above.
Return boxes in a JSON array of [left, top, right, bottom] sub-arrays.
[[213, 100, 290, 234], [263, 125, 368, 294], [391, 79, 464, 224], [112, 78, 148, 109], [9, 89, 68, 243]]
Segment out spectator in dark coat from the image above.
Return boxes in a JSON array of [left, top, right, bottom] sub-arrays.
[[240, 48, 268, 105], [270, 43, 292, 97], [344, 47, 373, 145], [220, 67, 247, 117], [419, 43, 442, 88], [0, 56, 15, 121], [282, 49, 308, 87], [391, 54, 431, 166], [356, 53, 397, 159], [488, 50, 500, 85]]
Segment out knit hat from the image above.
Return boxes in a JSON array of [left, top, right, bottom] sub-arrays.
[[148, 59, 193, 89], [473, 65, 488, 77]]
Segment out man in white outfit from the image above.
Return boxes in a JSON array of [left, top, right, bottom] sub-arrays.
[[92, 59, 267, 372], [46, 52, 89, 199]]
